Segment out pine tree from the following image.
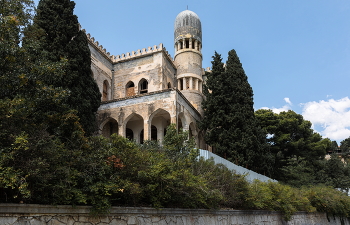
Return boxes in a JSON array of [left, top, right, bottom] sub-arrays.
[[200, 50, 271, 173], [29, 0, 101, 135]]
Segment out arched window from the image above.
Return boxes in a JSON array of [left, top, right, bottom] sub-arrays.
[[102, 80, 108, 101], [139, 79, 148, 94], [126, 81, 135, 97]]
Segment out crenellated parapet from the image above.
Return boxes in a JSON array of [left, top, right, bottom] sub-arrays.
[[111, 44, 173, 63], [83, 29, 174, 65], [84, 30, 112, 60]]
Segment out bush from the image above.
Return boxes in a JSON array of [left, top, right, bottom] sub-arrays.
[[246, 180, 315, 220]]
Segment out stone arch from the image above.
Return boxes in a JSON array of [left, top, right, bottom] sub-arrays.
[[149, 108, 171, 143], [102, 80, 109, 101], [100, 118, 118, 138], [138, 78, 148, 94], [124, 113, 144, 144], [125, 81, 135, 97]]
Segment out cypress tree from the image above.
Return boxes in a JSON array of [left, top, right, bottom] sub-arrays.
[[201, 50, 271, 173], [30, 0, 101, 135], [200, 51, 225, 151]]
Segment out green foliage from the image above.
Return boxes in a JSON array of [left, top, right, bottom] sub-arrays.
[[26, 0, 101, 135], [193, 158, 249, 209], [200, 50, 272, 175], [340, 137, 350, 155], [247, 180, 315, 221], [255, 109, 332, 182], [304, 185, 350, 218], [321, 155, 350, 193]]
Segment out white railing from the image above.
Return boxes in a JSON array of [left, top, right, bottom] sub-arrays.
[[199, 149, 276, 183]]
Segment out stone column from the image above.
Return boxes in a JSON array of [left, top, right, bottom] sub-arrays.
[[195, 78, 199, 90], [182, 39, 186, 49], [195, 40, 198, 50], [171, 116, 177, 124], [111, 69, 115, 100], [178, 41, 181, 51], [189, 38, 192, 49], [118, 125, 125, 137], [144, 120, 150, 141], [199, 80, 202, 93], [183, 77, 186, 90], [178, 79, 181, 90], [157, 124, 164, 145], [189, 77, 193, 90]]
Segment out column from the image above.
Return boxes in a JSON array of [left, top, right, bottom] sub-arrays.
[[189, 38, 192, 49], [189, 77, 193, 90], [182, 39, 185, 49], [195, 40, 198, 50], [157, 124, 164, 145], [111, 69, 115, 99], [199, 80, 202, 93], [171, 116, 177, 124], [178, 79, 181, 90], [195, 78, 199, 90], [144, 120, 150, 141], [183, 77, 186, 90], [178, 41, 181, 50], [118, 125, 125, 137]]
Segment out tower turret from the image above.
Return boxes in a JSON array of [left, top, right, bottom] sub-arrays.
[[174, 10, 204, 114]]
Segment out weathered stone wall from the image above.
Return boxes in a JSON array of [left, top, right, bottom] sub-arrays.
[[89, 41, 113, 101], [112, 51, 176, 99], [97, 89, 202, 145], [1, 204, 349, 225]]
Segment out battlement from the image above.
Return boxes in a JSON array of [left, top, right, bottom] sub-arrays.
[[111, 44, 173, 63], [84, 30, 173, 64], [84, 30, 112, 60]]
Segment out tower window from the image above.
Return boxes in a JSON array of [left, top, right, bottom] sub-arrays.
[[139, 79, 148, 94], [185, 39, 189, 48], [126, 81, 135, 97]]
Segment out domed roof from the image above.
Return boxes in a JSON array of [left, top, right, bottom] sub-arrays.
[[174, 10, 202, 43]]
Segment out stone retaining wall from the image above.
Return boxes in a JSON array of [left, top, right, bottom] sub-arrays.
[[1, 204, 349, 225]]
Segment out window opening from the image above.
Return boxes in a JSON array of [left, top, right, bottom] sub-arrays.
[[103, 80, 108, 101], [140, 79, 148, 94], [126, 81, 135, 97]]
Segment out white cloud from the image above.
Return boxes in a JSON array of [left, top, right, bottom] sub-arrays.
[[260, 97, 292, 114], [284, 97, 292, 105], [301, 97, 350, 142]]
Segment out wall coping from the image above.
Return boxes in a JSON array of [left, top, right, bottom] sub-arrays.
[[0, 204, 285, 216]]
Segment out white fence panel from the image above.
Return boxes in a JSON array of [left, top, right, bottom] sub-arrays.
[[199, 149, 276, 182]]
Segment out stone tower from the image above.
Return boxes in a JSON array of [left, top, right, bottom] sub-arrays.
[[174, 10, 204, 114]]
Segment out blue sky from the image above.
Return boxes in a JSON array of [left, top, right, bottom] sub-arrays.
[[33, 0, 350, 144]]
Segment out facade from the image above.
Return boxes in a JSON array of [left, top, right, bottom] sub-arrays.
[[87, 10, 208, 149]]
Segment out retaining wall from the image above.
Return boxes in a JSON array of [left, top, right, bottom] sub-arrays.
[[1, 204, 349, 225]]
